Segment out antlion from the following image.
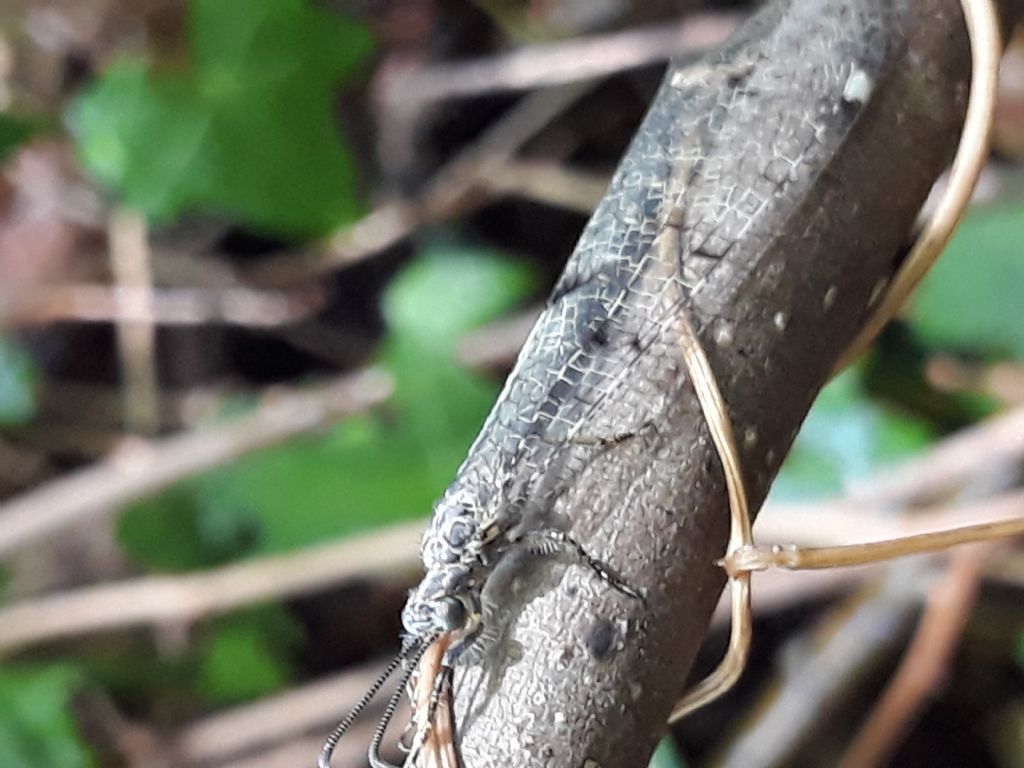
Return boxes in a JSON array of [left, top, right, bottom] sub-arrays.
[[319, 0, 1021, 766]]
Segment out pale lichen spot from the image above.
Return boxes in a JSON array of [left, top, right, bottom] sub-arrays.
[[823, 285, 838, 310], [743, 426, 758, 450], [772, 311, 788, 332], [713, 319, 735, 349], [842, 67, 873, 105]]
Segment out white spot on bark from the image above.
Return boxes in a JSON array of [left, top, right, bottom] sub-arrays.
[[773, 311, 788, 331], [713, 320, 735, 349], [843, 68, 873, 105], [823, 285, 838, 310], [743, 426, 758, 450]]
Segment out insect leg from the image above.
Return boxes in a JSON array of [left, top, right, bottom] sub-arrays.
[[519, 528, 646, 602]]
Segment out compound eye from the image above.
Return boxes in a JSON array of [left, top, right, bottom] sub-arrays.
[[437, 597, 467, 630]]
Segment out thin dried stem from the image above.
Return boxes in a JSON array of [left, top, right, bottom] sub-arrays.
[[727, 517, 1024, 573], [173, 661, 392, 765], [383, 14, 738, 106], [248, 84, 592, 285], [0, 369, 392, 558], [408, 636, 460, 768], [667, 281, 752, 721], [0, 284, 324, 327], [836, 0, 1002, 369], [109, 207, 159, 434], [675, 0, 1004, 724], [0, 520, 421, 653]]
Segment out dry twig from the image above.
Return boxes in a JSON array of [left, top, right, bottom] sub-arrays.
[[845, 404, 1024, 509], [0, 369, 393, 558], [173, 661, 392, 766], [109, 207, 159, 434], [0, 520, 421, 653], [838, 547, 988, 768], [248, 84, 592, 285], [381, 14, 738, 106], [0, 284, 325, 327]]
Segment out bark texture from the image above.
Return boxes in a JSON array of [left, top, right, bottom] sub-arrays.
[[445, 1, 1021, 766]]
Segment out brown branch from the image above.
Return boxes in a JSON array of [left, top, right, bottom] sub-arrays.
[[713, 571, 926, 768], [0, 284, 325, 327], [380, 13, 739, 105], [845, 404, 1024, 509], [246, 84, 592, 285], [109, 207, 159, 434], [0, 521, 421, 653], [477, 160, 609, 214], [171, 662, 392, 766], [0, 487, 1013, 654], [444, 2, 1024, 766], [0, 369, 392, 558], [838, 547, 988, 768]]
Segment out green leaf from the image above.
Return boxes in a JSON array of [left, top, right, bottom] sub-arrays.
[[771, 368, 933, 501], [648, 737, 687, 768], [0, 665, 95, 768], [197, 606, 303, 705], [119, 244, 536, 560], [70, 0, 373, 237], [119, 486, 261, 571], [911, 202, 1024, 360], [0, 113, 40, 163], [0, 336, 38, 426]]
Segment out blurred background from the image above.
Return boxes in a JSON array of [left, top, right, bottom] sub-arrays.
[[0, 1, 1023, 767]]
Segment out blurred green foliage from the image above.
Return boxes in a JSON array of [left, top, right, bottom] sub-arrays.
[[771, 367, 933, 501], [70, 0, 373, 236], [0, 113, 41, 162], [1, 0, 1022, 756], [0, 666, 94, 768], [197, 606, 305, 705], [648, 737, 688, 768], [911, 202, 1024, 360], [108, 244, 536, 711], [0, 336, 39, 426], [119, 244, 536, 568]]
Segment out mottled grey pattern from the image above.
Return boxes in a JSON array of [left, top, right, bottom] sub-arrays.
[[403, 0, 897, 656], [389, 0, 960, 766]]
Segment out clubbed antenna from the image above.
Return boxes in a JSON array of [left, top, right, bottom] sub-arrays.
[[318, 642, 417, 768]]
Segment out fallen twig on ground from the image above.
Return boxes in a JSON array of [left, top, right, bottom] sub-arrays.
[[0, 369, 393, 558], [109, 207, 159, 434], [381, 13, 738, 106], [172, 661, 392, 766], [838, 546, 988, 768], [0, 521, 421, 652], [0, 284, 325, 327]]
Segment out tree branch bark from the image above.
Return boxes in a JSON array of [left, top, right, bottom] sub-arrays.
[[446, 1, 1022, 766]]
